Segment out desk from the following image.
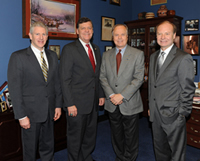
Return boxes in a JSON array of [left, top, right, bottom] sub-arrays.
[[186, 104, 200, 148], [0, 109, 67, 161]]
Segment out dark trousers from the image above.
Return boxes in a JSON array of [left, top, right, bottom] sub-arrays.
[[66, 107, 98, 161], [21, 115, 54, 161], [108, 106, 139, 161], [152, 111, 187, 161]]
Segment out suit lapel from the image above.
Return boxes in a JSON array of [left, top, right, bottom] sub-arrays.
[[118, 46, 131, 77], [46, 49, 53, 84], [156, 45, 177, 80], [109, 48, 117, 78], [27, 47, 45, 81], [76, 40, 94, 73], [91, 44, 100, 74]]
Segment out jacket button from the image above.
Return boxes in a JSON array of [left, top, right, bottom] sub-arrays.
[[115, 85, 118, 87]]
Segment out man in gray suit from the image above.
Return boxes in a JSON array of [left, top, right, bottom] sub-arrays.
[[100, 24, 144, 161], [148, 21, 195, 161], [60, 17, 105, 161], [7, 21, 62, 161]]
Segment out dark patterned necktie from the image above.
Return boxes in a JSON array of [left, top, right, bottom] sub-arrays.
[[116, 49, 121, 74], [41, 52, 48, 82], [86, 44, 96, 72]]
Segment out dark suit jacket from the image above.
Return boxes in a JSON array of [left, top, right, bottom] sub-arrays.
[[148, 45, 196, 124], [59, 39, 104, 114], [7, 46, 62, 122], [100, 45, 144, 115]]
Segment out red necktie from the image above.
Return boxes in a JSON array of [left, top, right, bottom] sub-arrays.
[[86, 44, 96, 72], [116, 49, 121, 74]]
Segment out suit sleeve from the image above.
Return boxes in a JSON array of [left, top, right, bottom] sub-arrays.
[[7, 52, 26, 119], [121, 51, 144, 101], [178, 54, 195, 117]]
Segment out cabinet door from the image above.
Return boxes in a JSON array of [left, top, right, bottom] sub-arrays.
[[128, 27, 145, 52]]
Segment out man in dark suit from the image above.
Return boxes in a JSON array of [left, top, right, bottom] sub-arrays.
[[59, 17, 105, 161], [100, 24, 144, 161], [7, 21, 62, 161], [148, 21, 196, 161]]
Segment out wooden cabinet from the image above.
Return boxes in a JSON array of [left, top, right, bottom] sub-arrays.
[[124, 15, 183, 116], [187, 105, 200, 148], [0, 109, 67, 161]]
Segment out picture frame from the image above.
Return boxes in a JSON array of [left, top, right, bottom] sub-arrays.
[[0, 102, 7, 113], [193, 59, 197, 75], [110, 0, 121, 6], [105, 46, 113, 51], [3, 91, 12, 109], [49, 45, 60, 59], [22, 0, 81, 40], [0, 81, 8, 102], [183, 34, 199, 55], [151, 0, 167, 5], [185, 19, 199, 31], [101, 16, 115, 41]]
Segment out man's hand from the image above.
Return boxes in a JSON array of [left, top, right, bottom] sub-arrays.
[[99, 98, 105, 106], [110, 94, 123, 105], [19, 117, 30, 129], [68, 105, 77, 117], [54, 108, 62, 121]]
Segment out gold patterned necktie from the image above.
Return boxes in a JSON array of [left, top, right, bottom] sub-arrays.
[[41, 52, 48, 82], [116, 49, 121, 74]]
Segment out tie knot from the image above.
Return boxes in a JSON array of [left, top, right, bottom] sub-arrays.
[[86, 44, 90, 48], [161, 51, 165, 56], [118, 49, 121, 53]]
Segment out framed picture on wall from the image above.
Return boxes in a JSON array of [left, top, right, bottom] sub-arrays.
[[151, 0, 167, 6], [110, 0, 121, 6], [49, 45, 60, 59], [3, 91, 12, 109], [101, 16, 115, 41], [105, 46, 113, 51], [183, 34, 199, 55], [22, 0, 81, 40], [185, 19, 199, 31], [193, 59, 197, 75]]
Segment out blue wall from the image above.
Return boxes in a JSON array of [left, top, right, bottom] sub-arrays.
[[0, 0, 132, 85], [1, 0, 200, 84], [132, 0, 200, 82]]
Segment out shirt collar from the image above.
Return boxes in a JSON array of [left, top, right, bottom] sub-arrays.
[[116, 45, 127, 56], [160, 43, 174, 55]]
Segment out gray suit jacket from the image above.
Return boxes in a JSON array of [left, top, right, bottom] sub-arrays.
[[100, 45, 144, 115], [7, 47, 62, 122], [148, 45, 195, 124], [59, 39, 104, 114]]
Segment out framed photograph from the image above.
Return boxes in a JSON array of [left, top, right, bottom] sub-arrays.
[[0, 102, 7, 113], [185, 19, 199, 31], [110, 0, 121, 6], [101, 16, 115, 41], [193, 59, 197, 75], [49, 45, 60, 59], [3, 91, 12, 109], [22, 0, 81, 40], [105, 46, 113, 51], [0, 81, 8, 102], [183, 34, 199, 55], [151, 0, 167, 5]]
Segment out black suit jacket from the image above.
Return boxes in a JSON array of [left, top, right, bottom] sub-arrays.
[[59, 39, 104, 114], [7, 46, 62, 122]]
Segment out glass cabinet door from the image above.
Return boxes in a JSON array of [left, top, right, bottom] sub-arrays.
[[128, 27, 145, 52]]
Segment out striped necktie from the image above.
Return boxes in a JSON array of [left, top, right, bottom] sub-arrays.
[[41, 52, 48, 82]]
